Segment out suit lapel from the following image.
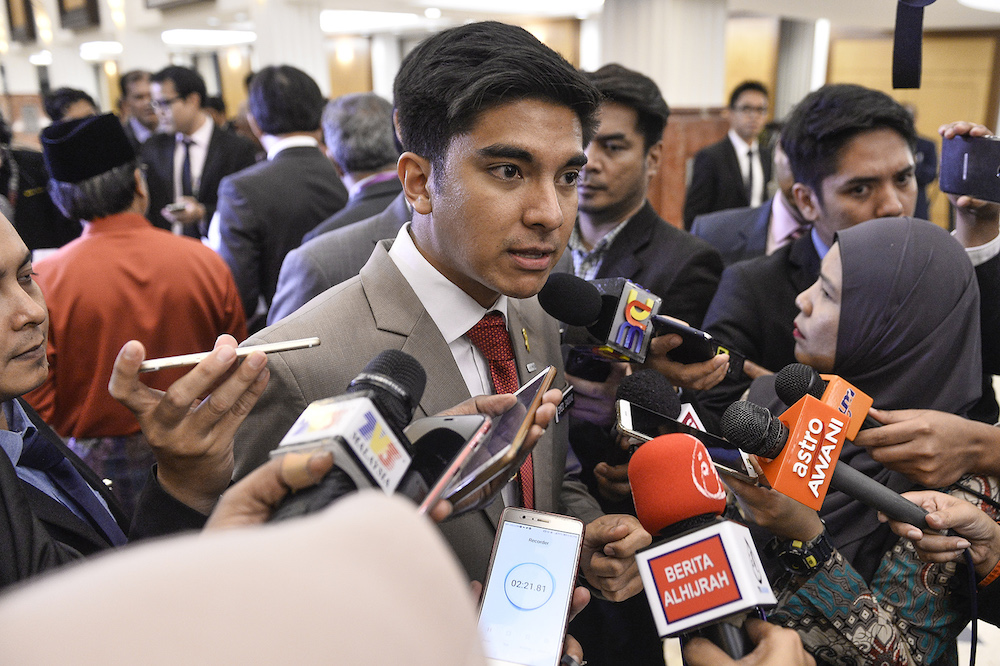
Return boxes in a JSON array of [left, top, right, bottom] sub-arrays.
[[740, 200, 771, 257], [595, 202, 656, 280], [200, 127, 225, 197]]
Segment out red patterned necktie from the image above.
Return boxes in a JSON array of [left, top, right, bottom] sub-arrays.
[[465, 311, 534, 509]]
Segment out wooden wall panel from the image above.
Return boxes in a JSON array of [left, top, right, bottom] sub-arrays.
[[725, 16, 779, 102]]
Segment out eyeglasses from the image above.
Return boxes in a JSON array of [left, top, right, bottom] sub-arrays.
[[151, 97, 181, 110], [734, 105, 768, 115]]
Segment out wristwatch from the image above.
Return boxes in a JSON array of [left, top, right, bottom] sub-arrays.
[[766, 528, 834, 575]]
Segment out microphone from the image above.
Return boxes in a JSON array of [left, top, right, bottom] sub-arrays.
[[538, 273, 662, 363], [270, 349, 428, 521], [774, 363, 880, 435], [721, 399, 929, 529], [629, 434, 776, 657], [617, 369, 682, 421]]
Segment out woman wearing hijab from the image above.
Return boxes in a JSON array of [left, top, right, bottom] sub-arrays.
[[729, 217, 998, 666]]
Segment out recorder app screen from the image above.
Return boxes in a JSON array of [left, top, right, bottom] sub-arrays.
[[478, 521, 581, 665]]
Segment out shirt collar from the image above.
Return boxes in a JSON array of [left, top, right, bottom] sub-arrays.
[[0, 399, 37, 466], [387, 223, 508, 344], [264, 135, 319, 161], [812, 226, 832, 259], [129, 116, 154, 144], [728, 129, 758, 154], [81, 211, 153, 237], [567, 216, 632, 280], [349, 170, 399, 200], [178, 115, 214, 148], [768, 192, 807, 244]]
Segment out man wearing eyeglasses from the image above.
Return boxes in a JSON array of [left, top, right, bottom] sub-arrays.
[[141, 66, 256, 238], [683, 80, 772, 229]]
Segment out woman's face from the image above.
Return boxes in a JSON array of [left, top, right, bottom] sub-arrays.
[[793, 243, 843, 373]]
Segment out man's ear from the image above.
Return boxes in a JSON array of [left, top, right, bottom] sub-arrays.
[[792, 183, 821, 223], [398, 152, 433, 215], [247, 113, 263, 141], [645, 139, 663, 179]]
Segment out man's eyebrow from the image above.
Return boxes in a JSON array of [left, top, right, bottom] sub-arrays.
[[478, 144, 534, 163], [0, 250, 31, 281], [565, 153, 588, 168], [593, 132, 628, 143]]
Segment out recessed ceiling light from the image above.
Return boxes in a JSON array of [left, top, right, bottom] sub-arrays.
[[958, 0, 1000, 11], [161, 29, 257, 47], [320, 10, 423, 34]]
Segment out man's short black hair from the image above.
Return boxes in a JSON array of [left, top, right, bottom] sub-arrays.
[[393, 21, 601, 168], [586, 63, 669, 151], [248, 65, 324, 135], [728, 80, 769, 109], [204, 95, 226, 115], [44, 88, 97, 122], [49, 160, 138, 221], [119, 70, 150, 98], [151, 66, 207, 106], [781, 83, 916, 198]]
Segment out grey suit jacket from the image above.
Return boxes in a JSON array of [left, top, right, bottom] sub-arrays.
[[268, 192, 410, 325], [690, 200, 771, 267], [212, 146, 348, 329], [234, 242, 603, 579], [302, 177, 403, 243]]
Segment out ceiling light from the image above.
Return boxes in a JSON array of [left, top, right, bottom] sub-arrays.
[[161, 29, 257, 47], [28, 50, 52, 66], [959, 0, 1000, 10], [424, 7, 441, 19], [320, 10, 423, 34], [415, 0, 604, 16], [80, 41, 123, 61]]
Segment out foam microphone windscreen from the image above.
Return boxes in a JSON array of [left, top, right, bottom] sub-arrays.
[[774, 363, 825, 406], [347, 349, 427, 431], [537, 273, 603, 326], [628, 433, 727, 536], [720, 401, 788, 459], [616, 369, 682, 420]]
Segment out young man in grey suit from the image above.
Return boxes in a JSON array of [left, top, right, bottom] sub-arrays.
[[208, 65, 349, 332], [231, 21, 651, 602]]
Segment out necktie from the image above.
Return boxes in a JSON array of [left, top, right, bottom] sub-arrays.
[[745, 149, 755, 203], [19, 429, 127, 546], [180, 137, 193, 198], [465, 312, 534, 509]]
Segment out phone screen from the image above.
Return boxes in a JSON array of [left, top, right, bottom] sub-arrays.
[[479, 512, 583, 666], [444, 366, 553, 499], [617, 399, 757, 482]]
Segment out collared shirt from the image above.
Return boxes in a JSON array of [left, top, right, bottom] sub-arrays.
[[729, 129, 765, 207], [172, 115, 215, 202], [961, 231, 1000, 267], [0, 400, 111, 522], [766, 192, 810, 255], [263, 135, 319, 162], [129, 116, 154, 145], [567, 218, 631, 280], [348, 170, 399, 201], [812, 227, 832, 260], [387, 223, 509, 398]]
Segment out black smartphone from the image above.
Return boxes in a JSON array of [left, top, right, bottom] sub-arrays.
[[650, 316, 746, 379], [940, 134, 1000, 204]]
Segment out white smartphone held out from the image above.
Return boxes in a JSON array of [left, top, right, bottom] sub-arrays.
[[402, 414, 492, 515], [478, 508, 584, 666], [138, 337, 321, 373]]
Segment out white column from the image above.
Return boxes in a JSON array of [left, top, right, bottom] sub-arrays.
[[249, 0, 328, 96], [598, 0, 727, 107], [370, 32, 399, 102]]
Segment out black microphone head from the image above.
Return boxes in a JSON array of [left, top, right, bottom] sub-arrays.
[[721, 400, 788, 458], [616, 369, 681, 419], [348, 350, 426, 430], [537, 273, 603, 326], [774, 363, 827, 406]]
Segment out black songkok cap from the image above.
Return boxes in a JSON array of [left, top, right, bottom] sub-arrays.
[[41, 113, 136, 184]]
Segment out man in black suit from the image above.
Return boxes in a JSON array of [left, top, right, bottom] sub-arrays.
[[208, 65, 348, 331], [691, 141, 810, 266], [698, 84, 923, 427], [565, 63, 723, 666], [683, 81, 772, 229], [302, 92, 401, 243], [118, 70, 160, 152], [142, 66, 257, 237]]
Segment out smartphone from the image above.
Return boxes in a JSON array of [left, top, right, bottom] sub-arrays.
[[940, 134, 1000, 204], [650, 316, 746, 379], [402, 414, 492, 515], [444, 366, 556, 509], [138, 337, 321, 372], [478, 508, 584, 666], [616, 398, 757, 483], [165, 202, 187, 213]]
